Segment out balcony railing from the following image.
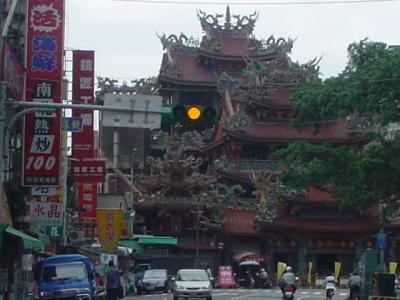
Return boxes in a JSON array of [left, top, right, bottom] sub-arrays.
[[238, 160, 281, 172]]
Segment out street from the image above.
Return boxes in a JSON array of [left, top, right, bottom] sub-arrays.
[[125, 288, 350, 300]]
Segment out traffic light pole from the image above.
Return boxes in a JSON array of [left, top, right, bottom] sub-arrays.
[[1, 99, 162, 224]]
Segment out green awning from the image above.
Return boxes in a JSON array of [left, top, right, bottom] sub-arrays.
[[0, 224, 44, 251], [135, 235, 177, 245], [119, 239, 144, 255]]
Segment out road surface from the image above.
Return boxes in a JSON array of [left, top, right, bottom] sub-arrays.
[[126, 288, 349, 300]]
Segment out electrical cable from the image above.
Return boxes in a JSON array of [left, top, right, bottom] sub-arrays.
[[113, 0, 400, 5]]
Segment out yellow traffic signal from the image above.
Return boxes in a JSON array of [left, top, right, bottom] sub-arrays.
[[187, 105, 201, 120]]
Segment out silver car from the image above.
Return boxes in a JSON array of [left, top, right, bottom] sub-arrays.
[[173, 269, 212, 300]]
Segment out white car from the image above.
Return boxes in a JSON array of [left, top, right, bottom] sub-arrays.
[[173, 269, 212, 300]]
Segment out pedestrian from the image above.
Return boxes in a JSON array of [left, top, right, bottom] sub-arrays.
[[106, 260, 121, 300]]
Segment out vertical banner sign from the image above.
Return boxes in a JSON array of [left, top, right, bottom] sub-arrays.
[[77, 183, 97, 223], [23, 0, 65, 186], [97, 209, 123, 251], [4, 42, 25, 100], [72, 50, 95, 159], [334, 261, 341, 280], [277, 262, 287, 285]]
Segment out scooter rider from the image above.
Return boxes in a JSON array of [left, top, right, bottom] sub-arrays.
[[280, 266, 297, 294], [324, 272, 336, 299]]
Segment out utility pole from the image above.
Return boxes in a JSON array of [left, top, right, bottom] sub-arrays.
[[0, 82, 7, 222]]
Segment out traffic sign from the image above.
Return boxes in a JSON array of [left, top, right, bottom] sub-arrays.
[[62, 117, 83, 132], [376, 232, 386, 250], [103, 94, 162, 129]]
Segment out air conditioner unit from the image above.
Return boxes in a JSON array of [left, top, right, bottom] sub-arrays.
[[69, 231, 85, 243]]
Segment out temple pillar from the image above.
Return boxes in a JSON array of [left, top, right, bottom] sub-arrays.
[[353, 239, 364, 272], [297, 239, 308, 282], [387, 240, 398, 263]]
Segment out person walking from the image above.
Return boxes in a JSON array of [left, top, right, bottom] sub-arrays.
[[348, 272, 362, 300], [106, 260, 121, 300]]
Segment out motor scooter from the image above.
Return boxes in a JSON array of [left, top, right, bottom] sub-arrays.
[[326, 287, 334, 300], [282, 284, 295, 300]]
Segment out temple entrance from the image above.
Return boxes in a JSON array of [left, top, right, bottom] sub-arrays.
[[316, 254, 337, 274]]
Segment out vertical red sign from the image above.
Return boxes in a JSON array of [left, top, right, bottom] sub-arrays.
[[22, 0, 64, 186], [77, 183, 97, 223], [72, 50, 95, 159]]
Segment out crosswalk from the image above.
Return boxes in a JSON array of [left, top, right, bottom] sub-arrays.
[[212, 288, 349, 297]]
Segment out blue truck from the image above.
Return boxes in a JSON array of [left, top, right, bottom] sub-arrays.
[[34, 254, 105, 300]]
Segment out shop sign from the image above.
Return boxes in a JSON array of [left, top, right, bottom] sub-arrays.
[[22, 0, 65, 187], [100, 253, 118, 265], [77, 183, 97, 223], [72, 50, 95, 159], [97, 209, 122, 251], [217, 266, 234, 288], [32, 201, 63, 226], [45, 225, 63, 239], [72, 160, 105, 183]]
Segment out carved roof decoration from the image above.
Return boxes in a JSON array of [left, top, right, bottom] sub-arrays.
[[198, 6, 258, 38], [96, 76, 160, 103], [157, 32, 200, 55], [248, 35, 294, 56]]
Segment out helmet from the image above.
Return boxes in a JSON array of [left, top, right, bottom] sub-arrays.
[[285, 266, 292, 272]]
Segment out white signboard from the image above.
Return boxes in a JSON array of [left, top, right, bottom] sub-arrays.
[[32, 201, 63, 226], [103, 94, 162, 129], [100, 253, 118, 265], [31, 186, 57, 196]]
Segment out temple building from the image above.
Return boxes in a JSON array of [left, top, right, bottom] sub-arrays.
[[101, 7, 400, 279]]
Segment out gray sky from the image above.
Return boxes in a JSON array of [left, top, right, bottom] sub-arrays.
[[65, 0, 400, 82]]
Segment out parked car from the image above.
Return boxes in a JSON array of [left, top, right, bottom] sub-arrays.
[[136, 269, 170, 294], [33, 254, 105, 300], [172, 269, 212, 300]]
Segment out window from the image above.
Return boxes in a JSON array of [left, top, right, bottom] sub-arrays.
[[41, 263, 87, 282]]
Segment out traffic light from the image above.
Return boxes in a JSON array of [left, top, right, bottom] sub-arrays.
[[162, 104, 216, 125]]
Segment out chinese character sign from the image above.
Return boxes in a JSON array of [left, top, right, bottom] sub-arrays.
[[77, 182, 97, 223], [32, 201, 63, 226], [23, 0, 64, 187], [72, 160, 105, 183], [217, 266, 234, 288], [97, 209, 123, 251], [72, 50, 95, 159]]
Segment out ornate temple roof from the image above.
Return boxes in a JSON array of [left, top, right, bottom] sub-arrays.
[[223, 121, 365, 143], [258, 202, 379, 234], [223, 208, 258, 236], [159, 53, 217, 85]]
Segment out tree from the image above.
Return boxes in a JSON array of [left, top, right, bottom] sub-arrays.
[[276, 40, 400, 209]]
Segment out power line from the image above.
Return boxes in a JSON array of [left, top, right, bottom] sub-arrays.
[[113, 0, 400, 5]]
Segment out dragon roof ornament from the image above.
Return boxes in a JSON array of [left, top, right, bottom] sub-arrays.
[[197, 6, 258, 37]]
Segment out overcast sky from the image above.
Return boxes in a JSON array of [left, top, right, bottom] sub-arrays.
[[65, 0, 400, 82]]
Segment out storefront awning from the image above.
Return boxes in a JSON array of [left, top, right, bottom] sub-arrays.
[[135, 234, 178, 245], [0, 224, 44, 252], [119, 239, 144, 255]]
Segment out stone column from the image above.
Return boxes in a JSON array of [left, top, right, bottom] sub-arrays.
[[353, 239, 364, 272], [297, 239, 307, 284]]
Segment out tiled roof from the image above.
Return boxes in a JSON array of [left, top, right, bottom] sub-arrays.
[[225, 121, 361, 142], [224, 208, 257, 235], [133, 200, 204, 210], [220, 37, 249, 56], [304, 186, 335, 202], [159, 53, 216, 84], [263, 217, 379, 233]]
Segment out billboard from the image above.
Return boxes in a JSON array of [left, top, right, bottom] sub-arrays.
[[22, 0, 65, 186], [72, 50, 95, 159], [77, 183, 97, 223], [97, 209, 123, 251]]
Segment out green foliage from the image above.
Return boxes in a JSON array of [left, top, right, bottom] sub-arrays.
[[277, 40, 400, 208], [291, 39, 400, 127], [276, 137, 400, 208]]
